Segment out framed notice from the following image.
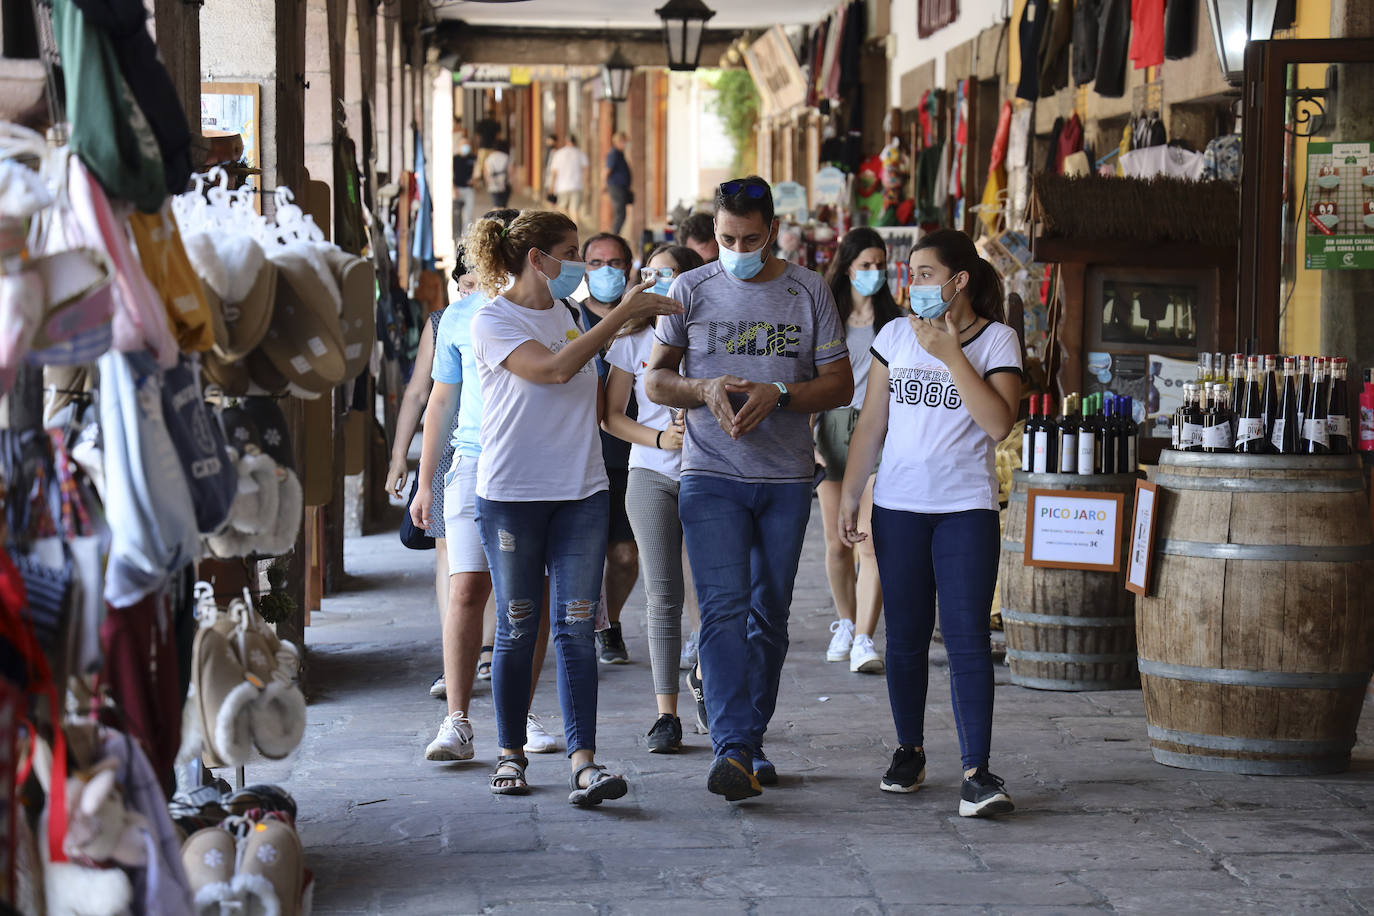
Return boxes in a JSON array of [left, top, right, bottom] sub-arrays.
[[1023, 488, 1124, 572], [1305, 140, 1374, 270], [1125, 479, 1159, 596]]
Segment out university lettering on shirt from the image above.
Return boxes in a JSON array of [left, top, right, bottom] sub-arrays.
[[888, 364, 962, 410]]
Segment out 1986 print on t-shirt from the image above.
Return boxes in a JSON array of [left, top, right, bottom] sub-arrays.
[[889, 365, 962, 410]]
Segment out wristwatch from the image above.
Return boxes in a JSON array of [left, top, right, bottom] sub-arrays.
[[772, 381, 791, 409]]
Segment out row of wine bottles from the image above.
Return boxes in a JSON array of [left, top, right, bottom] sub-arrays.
[[1022, 393, 1139, 475], [1171, 354, 1352, 454]]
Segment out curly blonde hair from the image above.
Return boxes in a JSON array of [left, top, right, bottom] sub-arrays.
[[462, 209, 578, 299]]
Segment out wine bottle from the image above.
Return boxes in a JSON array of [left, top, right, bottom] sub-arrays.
[[1057, 394, 1079, 473], [1236, 355, 1267, 453], [1202, 384, 1234, 452], [1197, 352, 1213, 384], [1273, 356, 1300, 454], [1213, 352, 1226, 384], [1119, 396, 1139, 472], [1296, 355, 1312, 432], [1033, 393, 1052, 474], [1228, 354, 1245, 431], [1021, 396, 1038, 472], [1328, 357, 1351, 455], [1302, 357, 1331, 454], [1180, 383, 1204, 451], [1260, 354, 1278, 443], [1077, 396, 1098, 474], [1043, 394, 1060, 473]]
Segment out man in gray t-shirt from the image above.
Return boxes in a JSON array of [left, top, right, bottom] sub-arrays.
[[647, 176, 853, 803]]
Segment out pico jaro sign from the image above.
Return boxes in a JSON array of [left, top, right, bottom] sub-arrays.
[[1023, 489, 1125, 572]]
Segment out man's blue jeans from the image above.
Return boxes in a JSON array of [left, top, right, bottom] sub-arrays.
[[678, 475, 812, 760], [476, 491, 608, 756]]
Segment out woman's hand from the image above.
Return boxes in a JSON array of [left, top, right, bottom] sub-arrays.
[[838, 490, 866, 548], [617, 279, 684, 323], [410, 485, 434, 532], [910, 312, 966, 367], [660, 413, 686, 449], [386, 456, 409, 498]]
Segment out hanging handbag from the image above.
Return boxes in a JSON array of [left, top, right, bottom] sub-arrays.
[[398, 473, 434, 551]]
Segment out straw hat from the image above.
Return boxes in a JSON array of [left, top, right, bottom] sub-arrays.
[[321, 248, 377, 381], [185, 233, 277, 361], [260, 245, 345, 395]]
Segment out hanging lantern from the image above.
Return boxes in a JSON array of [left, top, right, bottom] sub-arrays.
[[1204, 0, 1281, 84], [655, 0, 716, 72], [602, 45, 634, 102]]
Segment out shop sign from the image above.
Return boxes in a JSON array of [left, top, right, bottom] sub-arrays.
[[1305, 141, 1374, 270], [742, 26, 807, 117], [813, 166, 847, 207], [918, 0, 959, 39], [1125, 479, 1159, 596], [772, 181, 808, 222], [1022, 488, 1124, 572]]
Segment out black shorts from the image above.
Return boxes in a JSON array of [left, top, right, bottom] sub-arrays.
[[607, 467, 635, 544]]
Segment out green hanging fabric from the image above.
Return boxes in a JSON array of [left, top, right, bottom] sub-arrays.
[[52, 0, 166, 213]]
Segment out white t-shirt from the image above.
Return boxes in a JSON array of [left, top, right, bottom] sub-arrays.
[[483, 150, 510, 192], [470, 296, 608, 502], [549, 146, 589, 193], [1120, 145, 1206, 181], [605, 327, 682, 482], [871, 319, 1023, 513]]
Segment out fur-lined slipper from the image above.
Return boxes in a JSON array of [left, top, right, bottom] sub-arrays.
[[249, 679, 306, 760], [193, 624, 259, 766], [235, 818, 304, 916], [44, 861, 132, 916], [257, 467, 302, 557], [182, 827, 239, 913], [233, 451, 279, 537]]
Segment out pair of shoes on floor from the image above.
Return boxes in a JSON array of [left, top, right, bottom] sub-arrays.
[[686, 664, 708, 735], [597, 624, 629, 664], [188, 585, 306, 768], [679, 629, 699, 670], [425, 712, 475, 761], [880, 746, 1014, 818], [826, 619, 884, 673], [182, 812, 311, 916]]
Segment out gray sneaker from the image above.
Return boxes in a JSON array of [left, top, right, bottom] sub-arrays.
[[597, 623, 629, 664]]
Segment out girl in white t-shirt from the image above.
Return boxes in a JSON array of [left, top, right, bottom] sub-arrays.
[[464, 210, 680, 804], [603, 244, 704, 754], [838, 229, 1023, 819]]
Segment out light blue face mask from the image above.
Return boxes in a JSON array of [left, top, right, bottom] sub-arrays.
[[540, 251, 586, 300], [909, 275, 958, 320], [588, 265, 627, 303], [851, 268, 886, 297], [719, 240, 768, 280], [652, 278, 673, 296]]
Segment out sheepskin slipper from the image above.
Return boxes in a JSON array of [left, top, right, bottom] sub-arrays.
[[258, 467, 303, 558], [44, 861, 133, 916], [232, 452, 279, 537], [182, 827, 238, 913], [235, 818, 304, 916], [249, 679, 306, 760], [192, 623, 259, 767]]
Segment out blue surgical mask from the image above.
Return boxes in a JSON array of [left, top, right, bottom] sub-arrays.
[[909, 275, 957, 320], [652, 278, 673, 297], [540, 251, 586, 300], [719, 239, 769, 280], [588, 265, 627, 303], [852, 269, 886, 297]]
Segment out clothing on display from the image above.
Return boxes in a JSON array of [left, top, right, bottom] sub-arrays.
[[1037, 0, 1075, 98], [1163, 0, 1197, 59], [1094, 0, 1132, 98], [1071, 0, 1102, 85], [1017, 0, 1050, 101], [1120, 144, 1207, 180], [1129, 0, 1166, 70], [1201, 132, 1242, 183]]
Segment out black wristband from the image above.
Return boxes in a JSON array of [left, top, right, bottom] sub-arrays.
[[656, 430, 663, 449]]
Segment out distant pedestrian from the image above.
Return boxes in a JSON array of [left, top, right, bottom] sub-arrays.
[[547, 135, 589, 220], [604, 132, 632, 235], [453, 140, 477, 233], [646, 176, 853, 801], [676, 212, 718, 263], [816, 227, 903, 675], [484, 139, 512, 209], [838, 228, 1021, 818], [464, 209, 680, 804], [602, 243, 705, 752]]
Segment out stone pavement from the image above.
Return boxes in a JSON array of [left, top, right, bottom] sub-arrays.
[[252, 505, 1374, 915]]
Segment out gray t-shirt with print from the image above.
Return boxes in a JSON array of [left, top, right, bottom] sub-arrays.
[[656, 259, 850, 484]]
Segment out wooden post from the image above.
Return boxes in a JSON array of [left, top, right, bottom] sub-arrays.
[[628, 71, 647, 252], [597, 97, 614, 232], [151, 0, 201, 166]]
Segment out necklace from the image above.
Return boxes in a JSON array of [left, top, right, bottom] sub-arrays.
[[958, 317, 979, 335]]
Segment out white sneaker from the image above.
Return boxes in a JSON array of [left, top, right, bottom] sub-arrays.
[[524, 713, 560, 754], [425, 712, 475, 761], [826, 619, 855, 662], [679, 630, 699, 671], [429, 675, 446, 698], [850, 634, 885, 673]]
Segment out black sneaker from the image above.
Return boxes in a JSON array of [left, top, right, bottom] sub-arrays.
[[687, 664, 709, 735], [753, 748, 778, 786], [959, 767, 1014, 817], [880, 745, 926, 793], [597, 623, 629, 664], [646, 713, 683, 753]]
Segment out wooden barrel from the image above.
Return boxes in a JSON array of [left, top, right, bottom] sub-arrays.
[[999, 470, 1141, 690], [1137, 451, 1374, 775]]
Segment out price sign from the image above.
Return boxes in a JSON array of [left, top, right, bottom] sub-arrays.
[[1125, 479, 1159, 596], [1023, 488, 1125, 572]]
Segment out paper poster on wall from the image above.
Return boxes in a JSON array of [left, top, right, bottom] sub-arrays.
[[1023, 488, 1124, 572], [1305, 141, 1374, 270], [1146, 354, 1194, 439]]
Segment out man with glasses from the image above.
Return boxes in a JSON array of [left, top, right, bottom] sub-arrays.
[[578, 233, 640, 665], [646, 176, 853, 801]]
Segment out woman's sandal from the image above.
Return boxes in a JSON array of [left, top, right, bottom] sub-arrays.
[[490, 754, 531, 796], [476, 645, 494, 681], [568, 762, 628, 807]]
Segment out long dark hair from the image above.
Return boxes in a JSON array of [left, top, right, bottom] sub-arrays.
[[912, 228, 1005, 324], [825, 227, 903, 330]]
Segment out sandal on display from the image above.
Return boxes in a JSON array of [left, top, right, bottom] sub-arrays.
[[567, 763, 627, 807], [490, 755, 530, 796]]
